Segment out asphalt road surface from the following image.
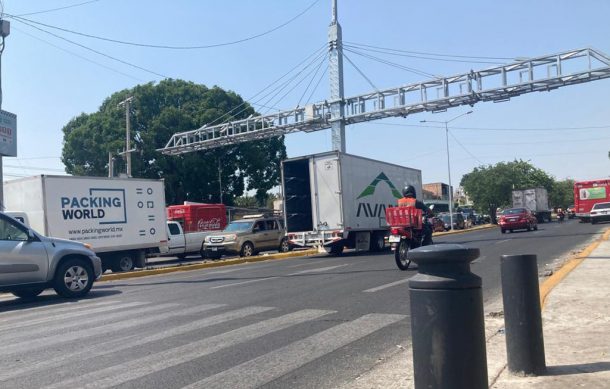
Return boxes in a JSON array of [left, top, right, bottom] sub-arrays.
[[0, 219, 604, 389]]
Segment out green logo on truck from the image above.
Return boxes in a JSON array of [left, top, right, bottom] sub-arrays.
[[357, 172, 402, 199]]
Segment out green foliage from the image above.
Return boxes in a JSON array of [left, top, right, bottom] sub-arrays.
[[549, 179, 575, 208], [460, 160, 555, 221], [61, 79, 286, 205]]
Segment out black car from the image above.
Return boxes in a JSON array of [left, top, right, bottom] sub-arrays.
[[438, 213, 466, 230]]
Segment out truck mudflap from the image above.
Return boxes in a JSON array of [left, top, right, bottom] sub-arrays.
[[287, 230, 344, 248]]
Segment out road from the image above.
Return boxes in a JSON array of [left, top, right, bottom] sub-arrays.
[[0, 219, 604, 389]]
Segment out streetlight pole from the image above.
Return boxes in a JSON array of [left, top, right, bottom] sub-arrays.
[[421, 111, 473, 230]]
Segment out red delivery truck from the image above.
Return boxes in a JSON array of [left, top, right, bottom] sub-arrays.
[[166, 202, 227, 232], [574, 179, 610, 222]]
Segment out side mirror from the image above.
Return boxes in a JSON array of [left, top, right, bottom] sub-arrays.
[[26, 230, 37, 241]]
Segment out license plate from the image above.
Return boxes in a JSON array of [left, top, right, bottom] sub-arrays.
[[389, 235, 401, 243], [211, 247, 218, 251], [508, 218, 517, 221]]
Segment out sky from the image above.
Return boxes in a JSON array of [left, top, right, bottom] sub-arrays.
[[2, 0, 610, 192]]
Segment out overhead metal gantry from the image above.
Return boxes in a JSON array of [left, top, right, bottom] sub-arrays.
[[160, 47, 610, 156]]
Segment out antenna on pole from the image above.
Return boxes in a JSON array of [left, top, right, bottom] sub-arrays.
[[328, 0, 346, 152]]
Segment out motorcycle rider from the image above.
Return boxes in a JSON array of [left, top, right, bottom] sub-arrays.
[[397, 185, 433, 245]]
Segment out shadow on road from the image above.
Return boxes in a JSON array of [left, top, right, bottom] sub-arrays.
[[545, 361, 610, 376], [0, 289, 123, 313]]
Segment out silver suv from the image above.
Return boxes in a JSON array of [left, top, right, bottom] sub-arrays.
[[203, 215, 290, 259], [0, 212, 102, 299]]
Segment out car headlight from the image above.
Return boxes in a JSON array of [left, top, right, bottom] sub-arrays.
[[224, 234, 237, 241], [83, 243, 93, 250], [204, 236, 211, 243]]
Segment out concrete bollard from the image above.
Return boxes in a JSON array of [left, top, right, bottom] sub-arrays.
[[408, 244, 488, 389], [500, 254, 546, 376]]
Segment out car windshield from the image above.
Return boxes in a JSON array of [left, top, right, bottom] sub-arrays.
[[502, 208, 526, 215], [592, 203, 610, 210], [224, 221, 254, 232]]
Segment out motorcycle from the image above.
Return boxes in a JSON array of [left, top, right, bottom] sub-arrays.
[[386, 206, 433, 271]]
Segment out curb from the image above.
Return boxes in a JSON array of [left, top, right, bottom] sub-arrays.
[[539, 227, 610, 308], [433, 223, 496, 237], [99, 249, 318, 282]]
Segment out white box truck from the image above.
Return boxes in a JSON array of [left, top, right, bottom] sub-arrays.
[[281, 151, 422, 255], [511, 187, 552, 223], [3, 175, 168, 272]]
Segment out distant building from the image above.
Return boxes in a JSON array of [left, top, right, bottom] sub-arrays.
[[423, 182, 452, 201], [454, 186, 472, 205]]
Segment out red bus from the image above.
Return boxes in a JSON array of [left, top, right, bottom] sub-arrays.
[[574, 179, 610, 221]]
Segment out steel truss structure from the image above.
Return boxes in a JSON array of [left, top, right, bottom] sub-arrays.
[[160, 47, 610, 155]]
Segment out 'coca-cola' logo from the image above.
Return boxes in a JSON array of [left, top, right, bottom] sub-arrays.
[[197, 217, 221, 231]]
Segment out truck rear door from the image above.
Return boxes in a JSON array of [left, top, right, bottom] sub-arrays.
[[312, 156, 343, 231]]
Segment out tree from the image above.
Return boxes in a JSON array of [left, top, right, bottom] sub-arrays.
[[549, 179, 575, 209], [61, 79, 287, 205], [460, 160, 555, 222]]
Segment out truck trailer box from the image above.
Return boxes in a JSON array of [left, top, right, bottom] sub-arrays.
[[281, 151, 422, 252], [511, 187, 551, 222], [3, 175, 168, 271]]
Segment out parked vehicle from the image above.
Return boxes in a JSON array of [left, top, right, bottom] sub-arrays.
[[282, 151, 422, 255], [574, 179, 610, 222], [0, 212, 102, 299], [566, 205, 576, 219], [590, 202, 610, 224], [460, 207, 477, 225], [3, 175, 168, 273], [203, 214, 289, 259], [438, 213, 465, 230], [165, 203, 227, 259], [424, 200, 450, 215], [512, 188, 551, 223], [431, 217, 446, 232], [386, 206, 431, 271], [498, 208, 538, 233]]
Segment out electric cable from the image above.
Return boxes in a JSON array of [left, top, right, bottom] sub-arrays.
[[371, 122, 610, 132], [5, 0, 320, 50], [15, 0, 100, 17], [296, 53, 327, 108], [13, 25, 144, 81], [11, 16, 168, 78], [304, 64, 328, 105], [345, 41, 515, 61], [448, 129, 485, 165]]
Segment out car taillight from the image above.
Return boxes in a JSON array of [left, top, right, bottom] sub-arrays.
[[391, 228, 399, 235]]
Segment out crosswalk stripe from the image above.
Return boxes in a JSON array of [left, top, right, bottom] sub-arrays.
[[42, 309, 334, 389], [210, 276, 278, 289], [182, 313, 406, 389], [288, 264, 348, 275], [363, 278, 411, 293], [2, 302, 180, 355], [1, 304, 272, 382], [0, 301, 148, 332], [0, 300, 119, 323]]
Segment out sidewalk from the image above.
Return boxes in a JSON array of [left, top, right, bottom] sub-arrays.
[[339, 231, 610, 389], [491, 239, 610, 388]]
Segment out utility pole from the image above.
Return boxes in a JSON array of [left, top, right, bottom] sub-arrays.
[[218, 157, 223, 203], [328, 0, 345, 152], [0, 19, 10, 210], [108, 152, 114, 177], [118, 96, 134, 177]]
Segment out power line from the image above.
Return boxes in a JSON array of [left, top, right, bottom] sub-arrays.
[[342, 51, 378, 91], [448, 130, 484, 165], [5, 0, 320, 50], [15, 0, 100, 17], [369, 122, 610, 132], [10, 16, 168, 79], [13, 25, 144, 81], [345, 41, 515, 61]]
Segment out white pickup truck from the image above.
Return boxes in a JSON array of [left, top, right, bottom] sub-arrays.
[[166, 221, 217, 259]]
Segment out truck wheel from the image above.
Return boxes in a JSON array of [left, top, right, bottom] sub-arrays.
[[240, 242, 254, 257], [112, 254, 135, 272], [325, 243, 344, 256], [12, 287, 45, 299], [279, 238, 291, 253], [53, 258, 94, 298]]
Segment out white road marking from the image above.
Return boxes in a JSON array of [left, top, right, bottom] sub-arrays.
[[0, 299, 119, 323], [0, 301, 148, 333], [2, 302, 180, 355], [363, 278, 412, 293], [495, 239, 512, 244], [183, 313, 406, 389], [0, 305, 273, 382], [288, 264, 348, 275], [42, 309, 334, 389], [210, 276, 278, 289]]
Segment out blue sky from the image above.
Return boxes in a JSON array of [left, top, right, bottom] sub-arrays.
[[2, 0, 610, 189]]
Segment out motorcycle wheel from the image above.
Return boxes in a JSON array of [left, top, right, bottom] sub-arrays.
[[394, 239, 411, 271]]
